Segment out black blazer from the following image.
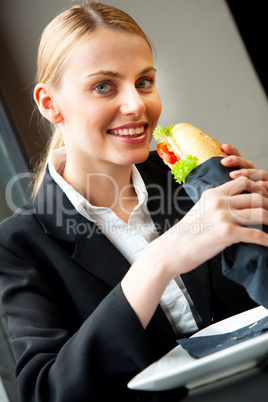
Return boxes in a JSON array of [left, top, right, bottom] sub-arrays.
[[0, 152, 257, 402]]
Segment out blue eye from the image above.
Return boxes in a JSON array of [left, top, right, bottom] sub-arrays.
[[136, 78, 154, 89], [95, 82, 113, 93]]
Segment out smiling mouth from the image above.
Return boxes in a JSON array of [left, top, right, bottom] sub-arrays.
[[108, 125, 146, 137]]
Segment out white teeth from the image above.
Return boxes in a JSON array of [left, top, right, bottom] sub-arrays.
[[110, 126, 145, 136]]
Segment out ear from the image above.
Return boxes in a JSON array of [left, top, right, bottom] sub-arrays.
[[34, 84, 63, 124]]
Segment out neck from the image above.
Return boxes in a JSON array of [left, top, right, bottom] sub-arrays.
[[62, 157, 138, 222]]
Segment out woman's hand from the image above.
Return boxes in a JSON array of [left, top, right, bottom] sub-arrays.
[[161, 176, 268, 279], [221, 144, 255, 169], [220, 143, 268, 194]]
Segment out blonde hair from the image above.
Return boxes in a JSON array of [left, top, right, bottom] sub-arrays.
[[32, 1, 151, 197]]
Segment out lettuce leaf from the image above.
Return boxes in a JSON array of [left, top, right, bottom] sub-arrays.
[[153, 124, 174, 143], [171, 155, 198, 183], [153, 124, 197, 183]]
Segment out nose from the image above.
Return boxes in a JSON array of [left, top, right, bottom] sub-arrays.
[[119, 86, 146, 116]]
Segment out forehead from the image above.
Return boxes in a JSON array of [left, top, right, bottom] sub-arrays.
[[64, 29, 154, 76]]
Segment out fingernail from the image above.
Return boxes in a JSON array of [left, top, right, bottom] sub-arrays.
[[231, 170, 241, 177]]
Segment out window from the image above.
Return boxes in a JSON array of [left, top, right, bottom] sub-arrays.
[[0, 94, 30, 223], [0, 93, 28, 401]]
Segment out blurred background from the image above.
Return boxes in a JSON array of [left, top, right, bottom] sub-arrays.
[[0, 1, 267, 400]]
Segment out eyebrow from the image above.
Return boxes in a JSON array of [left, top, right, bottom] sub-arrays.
[[84, 66, 156, 79]]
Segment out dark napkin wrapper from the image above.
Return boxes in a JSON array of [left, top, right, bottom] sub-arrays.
[[177, 315, 268, 359], [183, 157, 268, 308]]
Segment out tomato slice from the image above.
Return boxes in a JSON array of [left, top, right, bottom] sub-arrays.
[[156, 142, 179, 165]]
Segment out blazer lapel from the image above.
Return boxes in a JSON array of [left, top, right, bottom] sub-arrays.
[[34, 170, 131, 288], [71, 217, 131, 288], [71, 219, 177, 341]]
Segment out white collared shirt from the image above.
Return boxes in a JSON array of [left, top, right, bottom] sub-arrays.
[[49, 147, 200, 336]]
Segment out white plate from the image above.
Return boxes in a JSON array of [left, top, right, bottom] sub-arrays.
[[128, 306, 268, 391]]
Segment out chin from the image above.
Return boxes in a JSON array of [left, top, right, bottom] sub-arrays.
[[121, 148, 150, 166]]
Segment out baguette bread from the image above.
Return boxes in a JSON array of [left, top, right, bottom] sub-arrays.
[[153, 122, 228, 183], [169, 123, 228, 165]]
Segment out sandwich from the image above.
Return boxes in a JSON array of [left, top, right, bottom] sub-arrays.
[[153, 123, 228, 183]]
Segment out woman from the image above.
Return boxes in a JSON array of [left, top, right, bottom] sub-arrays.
[[0, 2, 267, 401]]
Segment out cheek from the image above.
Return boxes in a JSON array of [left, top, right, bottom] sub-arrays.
[[86, 100, 116, 127], [149, 95, 162, 123], [156, 98, 162, 118]]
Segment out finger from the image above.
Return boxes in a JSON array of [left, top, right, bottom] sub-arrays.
[[218, 176, 260, 196], [221, 155, 255, 169], [228, 193, 268, 210], [229, 207, 268, 228], [232, 226, 268, 247], [253, 181, 268, 196], [218, 176, 268, 199], [221, 144, 242, 157], [230, 168, 268, 182]]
